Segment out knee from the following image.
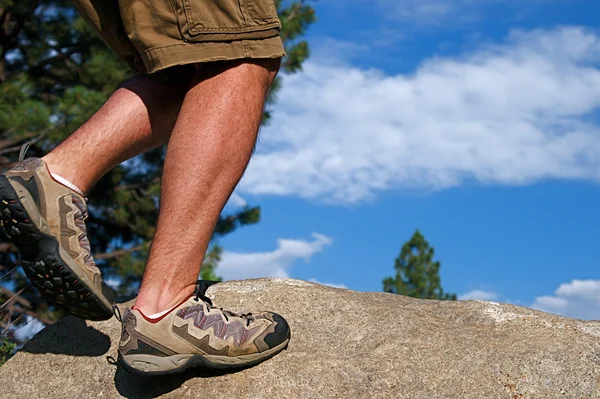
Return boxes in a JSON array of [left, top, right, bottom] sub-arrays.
[[243, 57, 281, 90], [260, 57, 281, 85]]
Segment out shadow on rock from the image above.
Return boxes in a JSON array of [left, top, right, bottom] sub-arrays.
[[21, 316, 111, 356], [113, 359, 250, 398]]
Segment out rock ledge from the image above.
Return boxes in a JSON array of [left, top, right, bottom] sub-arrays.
[[1, 278, 599, 398]]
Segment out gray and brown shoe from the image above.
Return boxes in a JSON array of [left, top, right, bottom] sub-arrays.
[[0, 158, 114, 320], [118, 281, 290, 375]]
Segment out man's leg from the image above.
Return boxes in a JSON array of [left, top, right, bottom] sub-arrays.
[[42, 75, 190, 193], [0, 75, 190, 319], [118, 57, 290, 375], [133, 58, 280, 315]]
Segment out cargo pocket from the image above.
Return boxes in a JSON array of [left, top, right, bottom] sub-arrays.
[[184, 0, 245, 34], [174, 0, 280, 42], [244, 0, 279, 23]]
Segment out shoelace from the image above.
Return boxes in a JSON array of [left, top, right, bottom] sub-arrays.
[[19, 143, 94, 267], [18, 142, 32, 162], [193, 280, 255, 326], [113, 303, 122, 322], [71, 195, 95, 268]]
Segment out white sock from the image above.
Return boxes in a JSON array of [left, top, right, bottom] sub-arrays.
[[51, 173, 85, 197], [147, 307, 175, 319]]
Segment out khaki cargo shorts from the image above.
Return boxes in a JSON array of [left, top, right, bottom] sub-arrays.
[[72, 0, 285, 80]]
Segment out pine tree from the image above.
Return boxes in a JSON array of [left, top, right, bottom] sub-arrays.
[[0, 0, 315, 343], [383, 230, 457, 300]]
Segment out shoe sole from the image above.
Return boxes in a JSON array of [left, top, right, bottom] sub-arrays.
[[0, 176, 114, 321], [118, 340, 290, 376]]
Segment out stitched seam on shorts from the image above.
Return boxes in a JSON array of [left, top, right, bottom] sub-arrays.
[[243, 40, 249, 58], [178, 0, 278, 35], [182, 0, 195, 31], [141, 39, 282, 58], [142, 42, 243, 55], [245, 0, 279, 21], [188, 21, 279, 35], [141, 40, 284, 74], [147, 55, 283, 74]]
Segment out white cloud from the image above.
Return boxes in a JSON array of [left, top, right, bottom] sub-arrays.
[[309, 37, 370, 66], [241, 27, 600, 203], [309, 278, 348, 289], [532, 279, 600, 320], [459, 289, 498, 301], [217, 233, 332, 280], [382, 0, 464, 23], [225, 192, 248, 208], [339, 0, 568, 25]]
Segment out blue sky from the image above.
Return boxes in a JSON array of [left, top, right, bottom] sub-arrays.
[[11, 0, 600, 343], [215, 0, 600, 320]]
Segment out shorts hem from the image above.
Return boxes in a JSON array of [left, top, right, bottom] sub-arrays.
[[141, 36, 285, 74]]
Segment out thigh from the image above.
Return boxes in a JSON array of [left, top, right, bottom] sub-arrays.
[[71, 0, 145, 73]]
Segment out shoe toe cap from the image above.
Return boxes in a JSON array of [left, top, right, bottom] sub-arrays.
[[263, 313, 290, 349]]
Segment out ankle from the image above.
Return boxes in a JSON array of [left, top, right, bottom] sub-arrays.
[[134, 284, 196, 316], [41, 155, 91, 194]]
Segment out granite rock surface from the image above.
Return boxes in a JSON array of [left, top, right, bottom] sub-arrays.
[[1, 278, 599, 398]]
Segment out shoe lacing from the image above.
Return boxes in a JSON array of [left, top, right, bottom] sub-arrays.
[[193, 280, 254, 327], [71, 195, 95, 268], [18, 143, 95, 268], [113, 303, 123, 323]]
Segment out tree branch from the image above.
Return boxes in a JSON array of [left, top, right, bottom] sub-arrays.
[[94, 243, 147, 261], [114, 176, 160, 192], [0, 132, 39, 152], [0, 286, 53, 326]]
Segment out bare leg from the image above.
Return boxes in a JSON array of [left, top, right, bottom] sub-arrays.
[[134, 59, 280, 315], [42, 75, 190, 193]]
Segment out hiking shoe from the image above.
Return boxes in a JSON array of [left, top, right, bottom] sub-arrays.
[[118, 281, 291, 375], [0, 158, 114, 320]]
